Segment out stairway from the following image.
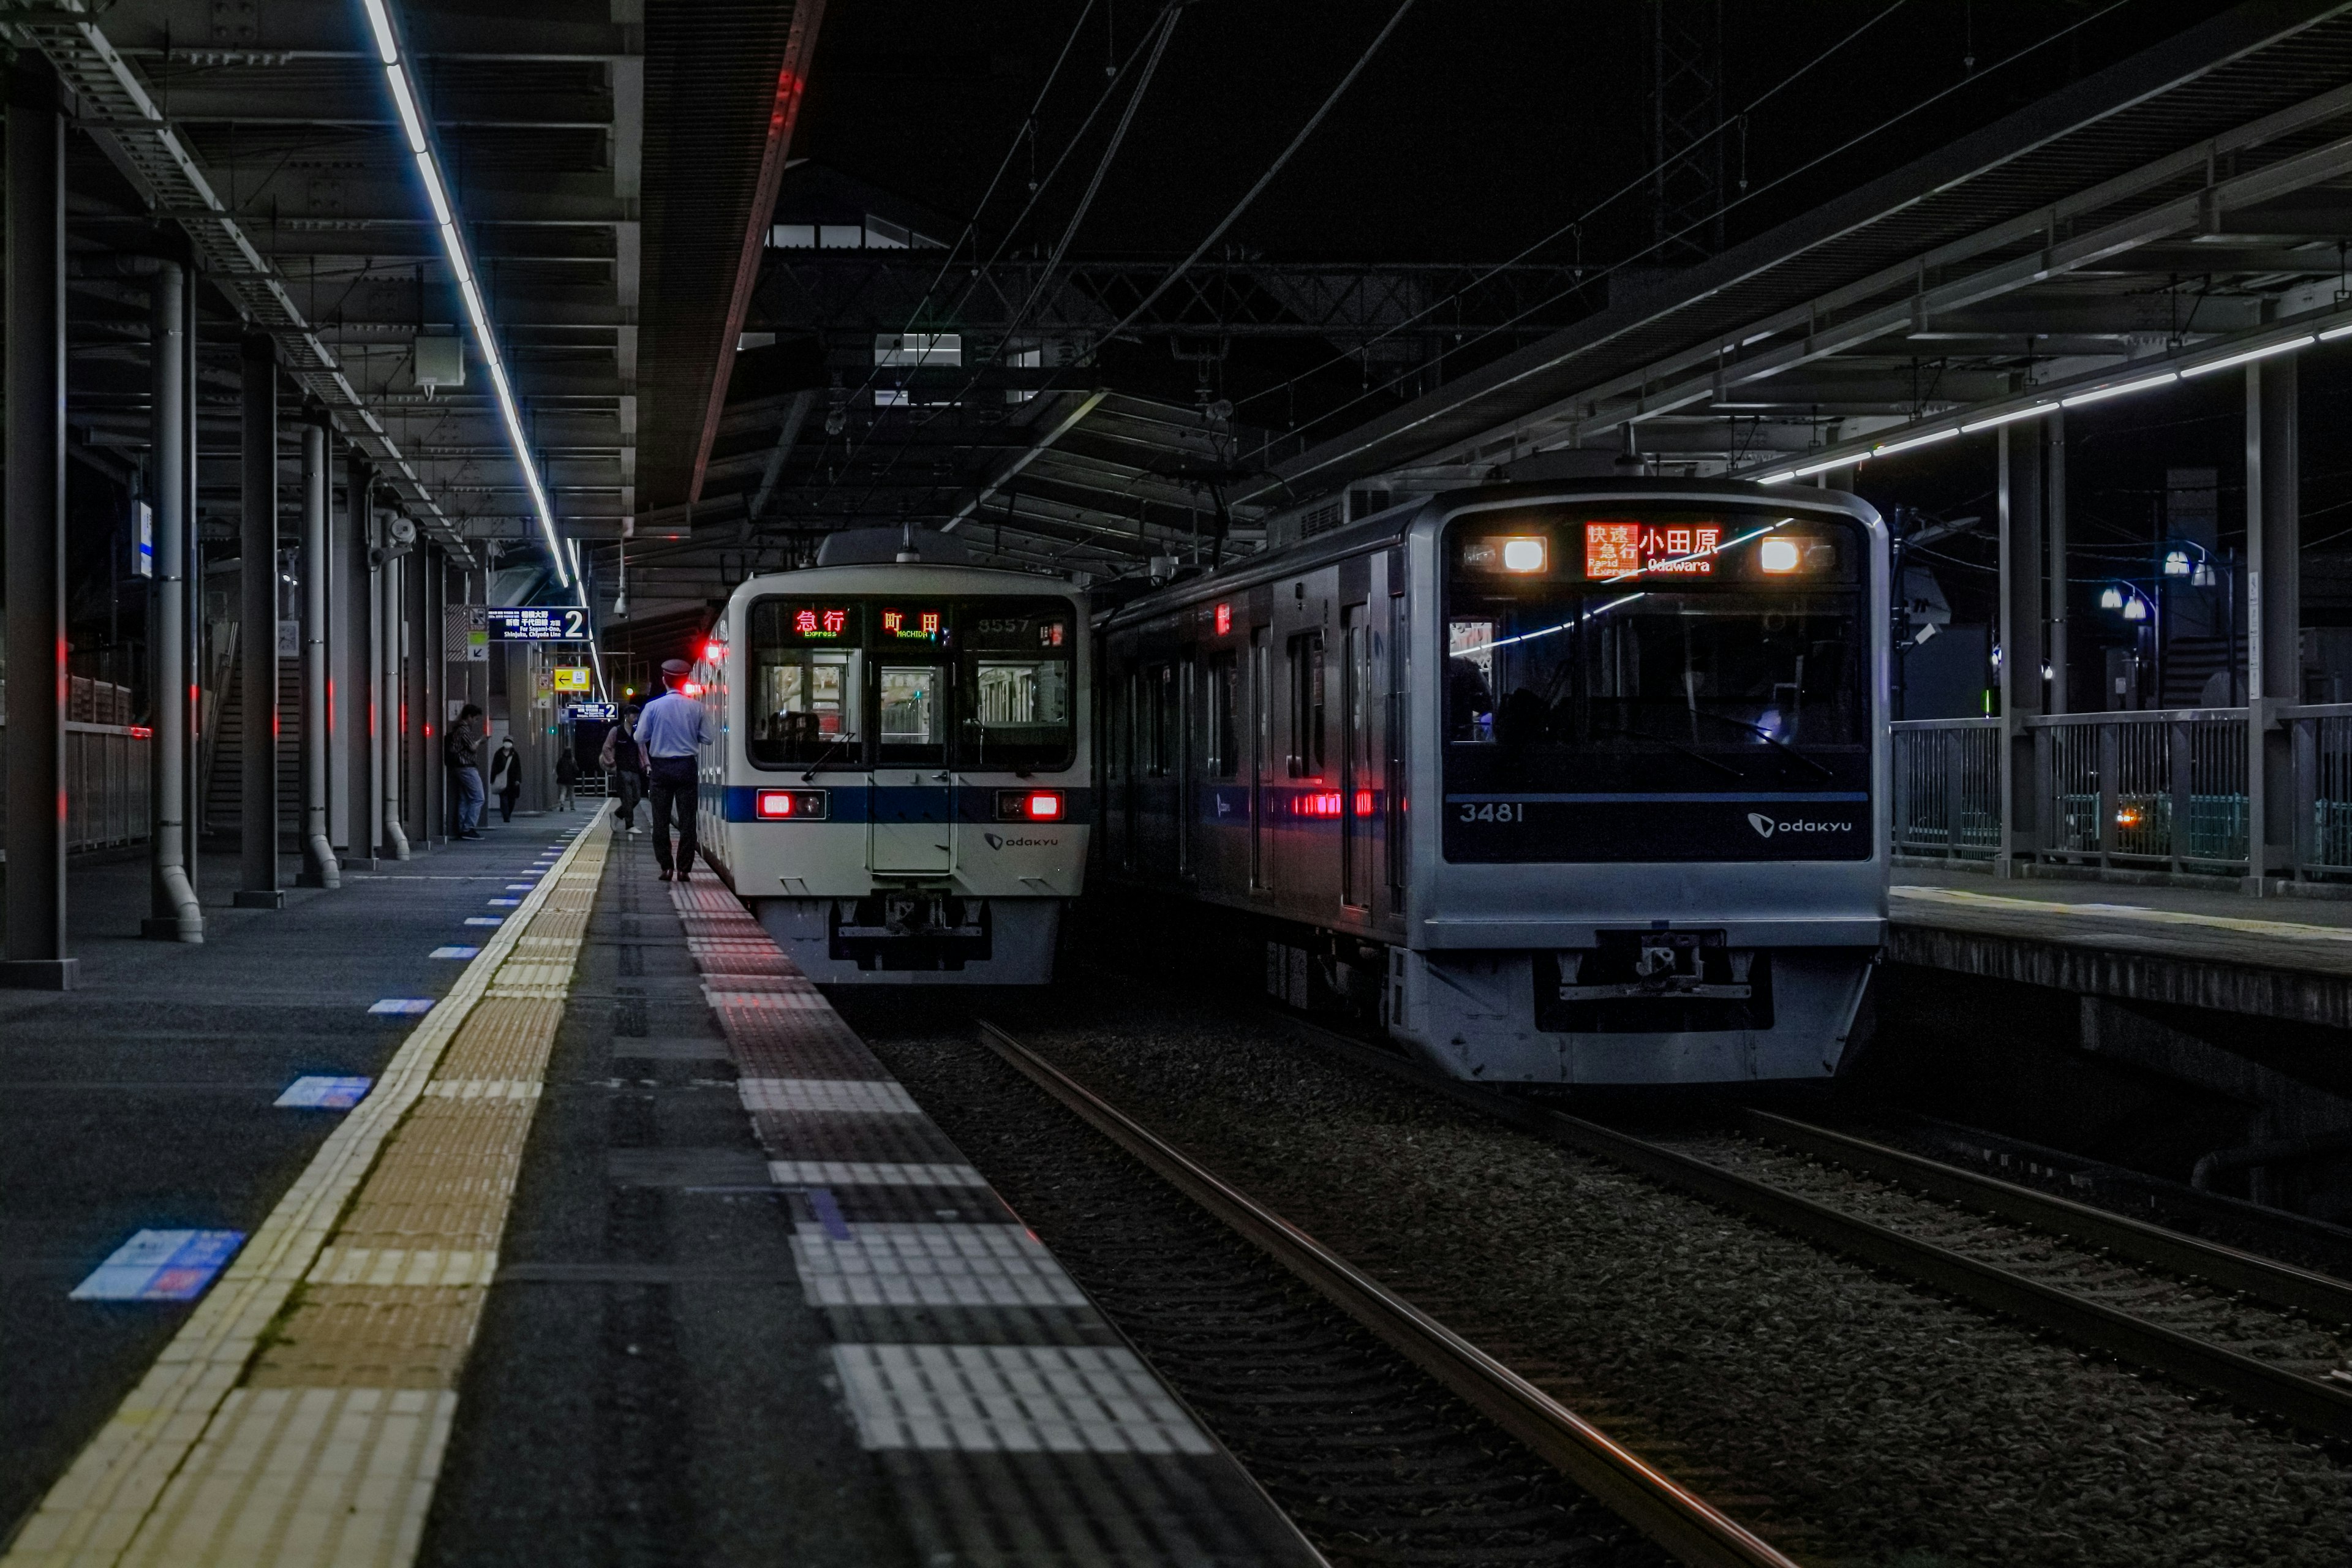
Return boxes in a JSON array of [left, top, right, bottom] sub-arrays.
[[2160, 636, 2248, 709], [202, 655, 304, 839]]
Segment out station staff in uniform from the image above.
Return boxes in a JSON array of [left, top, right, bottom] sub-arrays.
[[635, 658, 714, 881]]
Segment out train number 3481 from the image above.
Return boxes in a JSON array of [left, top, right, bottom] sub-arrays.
[[1458, 802, 1524, 823]]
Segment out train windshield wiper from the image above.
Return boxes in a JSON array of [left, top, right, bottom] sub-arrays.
[[1683, 709, 1836, 778], [799, 739, 850, 782], [1596, 723, 1744, 780]]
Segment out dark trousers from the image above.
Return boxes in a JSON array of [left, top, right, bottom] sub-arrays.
[[614, 769, 644, 829], [647, 756, 698, 874], [498, 785, 521, 823]]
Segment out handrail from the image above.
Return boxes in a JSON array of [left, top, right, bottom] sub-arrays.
[[1889, 716, 2000, 731], [2024, 706, 2248, 728]]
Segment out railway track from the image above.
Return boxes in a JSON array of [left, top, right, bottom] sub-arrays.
[[1282, 1023, 2352, 1442], [859, 1011, 1801, 1568]]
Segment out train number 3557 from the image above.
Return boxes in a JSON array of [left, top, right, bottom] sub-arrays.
[[1458, 802, 1524, 823]]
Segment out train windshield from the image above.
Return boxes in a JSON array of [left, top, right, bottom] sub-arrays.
[[1442, 508, 1871, 800], [745, 594, 1077, 772]]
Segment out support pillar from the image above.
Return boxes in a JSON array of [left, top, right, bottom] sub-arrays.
[[181, 263, 204, 880], [1997, 420, 2046, 878], [2047, 411, 2068, 717], [297, 419, 338, 888], [426, 553, 447, 842], [143, 259, 202, 941], [380, 511, 410, 859], [346, 458, 380, 864], [403, 545, 431, 848], [235, 336, 284, 907], [2247, 357, 2300, 891], [3, 58, 74, 987]]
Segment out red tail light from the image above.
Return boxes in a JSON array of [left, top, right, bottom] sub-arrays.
[[756, 788, 827, 820], [997, 790, 1064, 821]]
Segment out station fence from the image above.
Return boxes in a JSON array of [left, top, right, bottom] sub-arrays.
[[0, 720, 154, 855], [1891, 705, 2352, 882]]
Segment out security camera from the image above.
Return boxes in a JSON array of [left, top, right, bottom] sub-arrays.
[[388, 516, 418, 545]]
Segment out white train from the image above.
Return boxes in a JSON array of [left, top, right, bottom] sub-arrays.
[[1095, 479, 1890, 1087], [692, 529, 1090, 983]]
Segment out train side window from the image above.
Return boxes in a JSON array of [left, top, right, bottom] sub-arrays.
[[1208, 652, 1239, 778], [1146, 663, 1172, 777], [1446, 619, 1496, 744], [1286, 630, 1325, 778]]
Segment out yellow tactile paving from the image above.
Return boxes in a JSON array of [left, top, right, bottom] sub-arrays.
[[3, 813, 611, 1568]]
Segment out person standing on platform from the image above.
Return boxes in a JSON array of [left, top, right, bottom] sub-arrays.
[[598, 706, 647, 836], [489, 734, 523, 823], [447, 703, 487, 841], [555, 747, 579, 812], [635, 658, 713, 882]]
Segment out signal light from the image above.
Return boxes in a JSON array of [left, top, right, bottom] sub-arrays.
[[997, 790, 1064, 821], [1758, 538, 1801, 573], [1500, 536, 1547, 573]]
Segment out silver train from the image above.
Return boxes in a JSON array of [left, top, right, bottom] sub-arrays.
[[1095, 480, 1889, 1087], [692, 529, 1091, 983]]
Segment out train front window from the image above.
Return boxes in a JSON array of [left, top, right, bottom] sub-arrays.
[[956, 600, 1076, 771], [1443, 508, 1869, 799], [876, 665, 943, 764], [748, 600, 862, 767]]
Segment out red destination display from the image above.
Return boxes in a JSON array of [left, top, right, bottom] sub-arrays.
[[1584, 521, 1725, 579]]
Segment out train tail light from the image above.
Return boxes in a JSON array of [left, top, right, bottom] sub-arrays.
[[997, 790, 1063, 821], [755, 788, 827, 820]]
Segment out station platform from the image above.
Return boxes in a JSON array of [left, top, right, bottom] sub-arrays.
[[1890, 867, 2352, 1028], [0, 811, 1316, 1568]]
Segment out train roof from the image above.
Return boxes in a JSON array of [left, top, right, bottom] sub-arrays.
[[1101, 477, 1882, 630]]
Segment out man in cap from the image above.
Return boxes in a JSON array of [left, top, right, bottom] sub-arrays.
[[633, 657, 715, 881]]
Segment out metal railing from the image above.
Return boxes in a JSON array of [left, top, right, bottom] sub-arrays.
[[1890, 718, 2002, 860], [0, 722, 154, 855], [2287, 703, 2352, 879], [2030, 708, 2250, 873]]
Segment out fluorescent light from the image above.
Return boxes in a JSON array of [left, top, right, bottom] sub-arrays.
[[2319, 322, 2352, 342], [415, 154, 451, 226], [385, 62, 427, 153], [365, 0, 568, 589], [1783, 453, 1864, 481], [1755, 469, 1796, 486], [359, 0, 399, 64], [2060, 370, 2178, 409], [1872, 426, 1959, 458], [1959, 403, 2056, 434], [2180, 335, 2313, 377]]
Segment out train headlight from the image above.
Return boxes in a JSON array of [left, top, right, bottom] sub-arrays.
[[1500, 536, 1547, 573], [1758, 537, 1801, 573], [997, 790, 1063, 821], [756, 788, 827, 820]]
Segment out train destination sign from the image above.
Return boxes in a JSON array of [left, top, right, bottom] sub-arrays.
[[486, 606, 590, 641], [1584, 521, 1723, 579]]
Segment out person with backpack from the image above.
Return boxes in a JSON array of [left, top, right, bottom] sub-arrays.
[[599, 706, 646, 835], [489, 734, 523, 823], [446, 703, 486, 841]]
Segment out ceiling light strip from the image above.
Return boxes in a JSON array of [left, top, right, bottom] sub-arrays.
[[359, 0, 568, 587]]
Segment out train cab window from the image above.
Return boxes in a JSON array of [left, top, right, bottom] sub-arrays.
[[748, 600, 862, 767], [1286, 631, 1325, 778], [956, 600, 1076, 771], [1208, 652, 1240, 778]]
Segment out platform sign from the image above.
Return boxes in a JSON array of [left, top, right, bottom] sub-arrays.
[[566, 700, 617, 723], [132, 501, 154, 579], [486, 606, 591, 643], [552, 665, 592, 692]]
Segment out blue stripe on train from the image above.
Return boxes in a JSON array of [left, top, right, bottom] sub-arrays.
[[722, 784, 1095, 825]]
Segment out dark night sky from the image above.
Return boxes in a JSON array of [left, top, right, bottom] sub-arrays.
[[794, 1, 2238, 268]]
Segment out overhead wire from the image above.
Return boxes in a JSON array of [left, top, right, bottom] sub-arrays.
[[1234, 0, 2127, 449]]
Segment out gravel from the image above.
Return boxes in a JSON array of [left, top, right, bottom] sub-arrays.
[[963, 982, 2351, 1568]]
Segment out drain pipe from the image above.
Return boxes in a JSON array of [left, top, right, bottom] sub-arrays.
[[298, 417, 339, 888], [143, 258, 203, 941]]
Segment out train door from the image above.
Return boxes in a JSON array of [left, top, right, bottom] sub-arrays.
[[1343, 603, 1373, 908], [1178, 656, 1196, 881], [1385, 574, 1408, 908], [867, 654, 953, 873], [1250, 627, 1269, 888]]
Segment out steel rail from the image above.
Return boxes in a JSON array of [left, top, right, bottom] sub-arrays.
[[1743, 1109, 2352, 1324], [974, 1019, 1802, 1568], [1285, 1024, 2352, 1442]]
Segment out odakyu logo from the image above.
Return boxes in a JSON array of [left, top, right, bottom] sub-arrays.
[[1748, 812, 1854, 839], [984, 832, 1060, 850]]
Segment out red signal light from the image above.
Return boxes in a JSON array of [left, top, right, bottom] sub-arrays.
[[681, 680, 704, 698], [756, 788, 827, 820], [1214, 602, 1232, 636], [757, 790, 794, 818], [997, 790, 1065, 821], [1027, 792, 1063, 820]]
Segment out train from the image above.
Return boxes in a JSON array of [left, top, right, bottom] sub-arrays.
[[690, 480, 1889, 1087], [690, 527, 1091, 984], [1093, 478, 1889, 1087]]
